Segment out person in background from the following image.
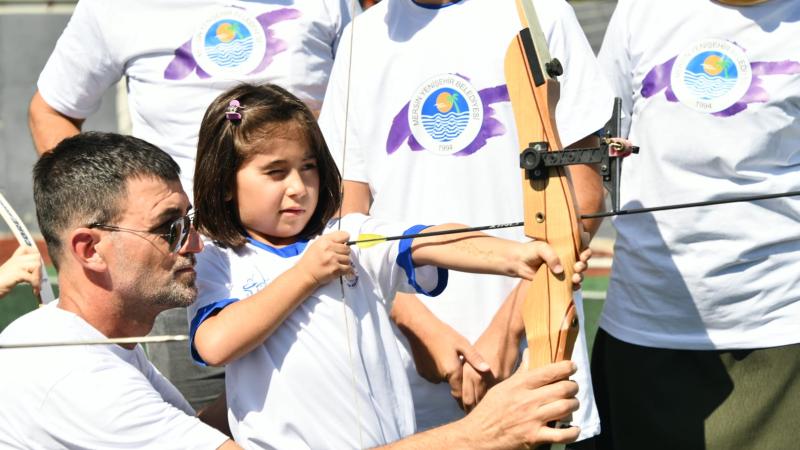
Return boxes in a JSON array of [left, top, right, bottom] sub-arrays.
[[594, 1, 800, 448], [318, 1, 613, 446]]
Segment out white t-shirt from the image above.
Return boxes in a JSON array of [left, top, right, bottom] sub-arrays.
[[318, 0, 612, 437], [188, 214, 447, 449], [599, 0, 800, 350], [37, 0, 355, 197], [0, 303, 227, 449]]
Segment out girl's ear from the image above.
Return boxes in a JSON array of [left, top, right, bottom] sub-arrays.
[[225, 179, 236, 202]]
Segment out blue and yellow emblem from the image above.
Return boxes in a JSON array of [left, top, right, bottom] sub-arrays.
[[408, 74, 484, 155], [203, 20, 254, 69], [670, 38, 752, 113], [191, 9, 267, 77]]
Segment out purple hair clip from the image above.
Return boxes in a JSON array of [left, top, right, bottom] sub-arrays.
[[226, 99, 242, 121]]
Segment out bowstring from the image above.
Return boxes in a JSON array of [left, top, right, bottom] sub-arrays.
[[337, 0, 365, 447]]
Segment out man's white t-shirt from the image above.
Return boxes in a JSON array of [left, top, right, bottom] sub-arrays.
[[599, 0, 800, 350], [189, 214, 447, 449], [0, 303, 228, 449], [319, 0, 612, 437], [37, 0, 354, 197]]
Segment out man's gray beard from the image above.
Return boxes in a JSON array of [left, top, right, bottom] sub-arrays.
[[151, 278, 197, 308], [150, 255, 198, 308]]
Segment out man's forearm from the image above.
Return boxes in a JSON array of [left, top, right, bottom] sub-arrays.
[[377, 419, 472, 450], [29, 91, 84, 154]]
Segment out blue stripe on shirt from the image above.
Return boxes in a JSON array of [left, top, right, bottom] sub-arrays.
[[189, 298, 239, 365], [396, 224, 448, 297]]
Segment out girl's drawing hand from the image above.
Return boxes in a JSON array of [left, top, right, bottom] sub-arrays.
[[297, 231, 353, 286]]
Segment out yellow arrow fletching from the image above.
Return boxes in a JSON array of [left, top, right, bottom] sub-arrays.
[[353, 233, 387, 248]]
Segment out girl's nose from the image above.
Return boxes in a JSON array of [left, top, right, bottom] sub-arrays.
[[285, 170, 308, 197]]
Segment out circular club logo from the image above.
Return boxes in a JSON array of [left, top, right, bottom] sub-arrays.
[[408, 74, 483, 155], [191, 9, 266, 77], [670, 38, 752, 113]]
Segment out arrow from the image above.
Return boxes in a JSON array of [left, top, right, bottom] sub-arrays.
[[0, 334, 188, 350], [347, 190, 800, 247]]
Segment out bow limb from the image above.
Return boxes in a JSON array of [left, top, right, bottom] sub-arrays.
[[505, 0, 583, 370]]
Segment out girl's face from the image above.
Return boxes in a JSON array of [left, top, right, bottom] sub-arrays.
[[234, 135, 319, 247]]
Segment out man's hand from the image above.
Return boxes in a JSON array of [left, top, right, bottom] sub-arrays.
[[0, 245, 42, 299], [391, 293, 491, 401], [378, 352, 579, 450], [462, 354, 580, 449]]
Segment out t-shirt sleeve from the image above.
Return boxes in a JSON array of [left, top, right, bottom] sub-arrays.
[[318, 22, 367, 184], [36, 0, 124, 118], [597, 0, 634, 138], [326, 0, 360, 54], [40, 355, 228, 450], [545, 0, 615, 146], [188, 244, 240, 365], [346, 215, 447, 303]]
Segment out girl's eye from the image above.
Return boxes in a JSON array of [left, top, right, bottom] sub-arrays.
[[301, 162, 318, 171], [265, 169, 287, 177]]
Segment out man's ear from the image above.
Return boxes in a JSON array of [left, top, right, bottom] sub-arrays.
[[69, 228, 108, 272]]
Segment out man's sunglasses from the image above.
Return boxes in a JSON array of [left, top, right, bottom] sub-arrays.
[[89, 214, 194, 254]]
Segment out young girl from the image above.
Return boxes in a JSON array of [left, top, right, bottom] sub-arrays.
[[190, 83, 588, 449]]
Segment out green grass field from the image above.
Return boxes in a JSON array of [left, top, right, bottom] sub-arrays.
[[581, 276, 608, 353]]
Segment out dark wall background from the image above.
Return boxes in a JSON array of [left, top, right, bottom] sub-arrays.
[[0, 5, 118, 236]]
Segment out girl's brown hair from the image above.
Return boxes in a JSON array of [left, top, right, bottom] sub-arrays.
[[194, 83, 342, 248]]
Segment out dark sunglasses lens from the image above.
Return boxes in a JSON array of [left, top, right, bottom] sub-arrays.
[[167, 221, 181, 252], [170, 215, 192, 252], [166, 216, 184, 252]]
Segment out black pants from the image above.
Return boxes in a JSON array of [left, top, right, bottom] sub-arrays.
[[592, 328, 800, 450]]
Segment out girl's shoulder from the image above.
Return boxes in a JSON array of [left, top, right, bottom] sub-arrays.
[[325, 213, 370, 234], [196, 235, 253, 263]]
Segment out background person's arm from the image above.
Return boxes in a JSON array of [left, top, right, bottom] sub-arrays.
[[29, 90, 84, 154], [339, 180, 372, 217], [565, 134, 605, 238]]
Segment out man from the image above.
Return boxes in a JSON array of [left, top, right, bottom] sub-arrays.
[[0, 131, 583, 449], [318, 0, 612, 445], [0, 132, 232, 448], [593, 0, 800, 448], [28, 0, 356, 408]]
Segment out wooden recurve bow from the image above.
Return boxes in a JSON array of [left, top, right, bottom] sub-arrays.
[[505, 0, 584, 373]]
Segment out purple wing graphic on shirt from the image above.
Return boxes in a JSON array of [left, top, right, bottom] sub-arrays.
[[164, 8, 301, 80], [641, 38, 800, 117], [387, 74, 509, 157]]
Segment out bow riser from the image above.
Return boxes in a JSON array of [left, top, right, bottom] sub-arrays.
[[505, 3, 583, 370]]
